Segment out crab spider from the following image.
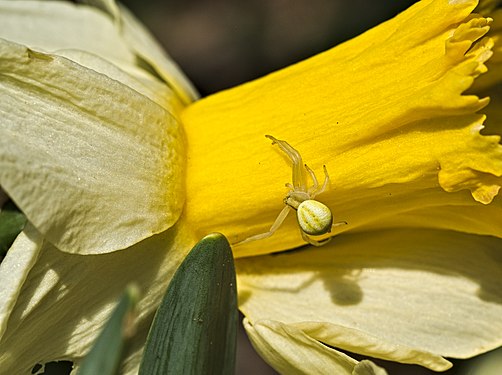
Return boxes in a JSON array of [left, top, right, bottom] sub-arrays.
[[235, 135, 347, 247]]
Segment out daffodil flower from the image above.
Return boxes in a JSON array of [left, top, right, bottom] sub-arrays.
[[1, 0, 502, 374]]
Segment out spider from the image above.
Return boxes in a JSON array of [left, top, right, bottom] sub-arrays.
[[235, 135, 347, 247]]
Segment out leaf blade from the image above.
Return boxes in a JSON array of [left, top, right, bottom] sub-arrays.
[[78, 285, 139, 375], [139, 233, 238, 375]]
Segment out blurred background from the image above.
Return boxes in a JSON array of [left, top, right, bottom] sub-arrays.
[[115, 1, 500, 374], [121, 0, 417, 96]]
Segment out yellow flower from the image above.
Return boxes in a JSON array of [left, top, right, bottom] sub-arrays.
[[0, 0, 501, 374]]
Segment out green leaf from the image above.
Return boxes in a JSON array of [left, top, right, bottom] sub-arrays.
[[0, 200, 27, 260], [139, 233, 238, 375], [78, 285, 139, 375]]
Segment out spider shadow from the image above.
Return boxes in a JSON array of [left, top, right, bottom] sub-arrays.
[[236, 227, 502, 309]]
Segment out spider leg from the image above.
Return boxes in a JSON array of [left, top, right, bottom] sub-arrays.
[[332, 220, 348, 229], [304, 163, 319, 195], [301, 231, 332, 247], [312, 165, 330, 198], [301, 220, 347, 246], [265, 135, 307, 191], [234, 206, 291, 245]]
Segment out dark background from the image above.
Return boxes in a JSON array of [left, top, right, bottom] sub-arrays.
[[117, 1, 499, 374], [121, 0, 417, 96]]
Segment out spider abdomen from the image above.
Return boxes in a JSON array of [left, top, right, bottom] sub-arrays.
[[297, 200, 333, 236]]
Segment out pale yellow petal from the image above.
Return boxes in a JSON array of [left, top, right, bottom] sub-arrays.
[[82, 0, 120, 19], [244, 318, 358, 375], [0, 0, 197, 104], [0, 39, 185, 254], [0, 0, 133, 66], [294, 322, 451, 371], [0, 220, 197, 373], [54, 49, 184, 114], [0, 223, 42, 339], [117, 3, 199, 104], [78, 0, 199, 102], [0, 0, 188, 113], [245, 319, 390, 375], [237, 229, 502, 369]]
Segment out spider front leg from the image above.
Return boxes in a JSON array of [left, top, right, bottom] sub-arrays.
[[304, 164, 319, 193], [265, 135, 307, 190], [234, 205, 292, 245]]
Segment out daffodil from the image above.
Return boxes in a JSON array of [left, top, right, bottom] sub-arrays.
[[1, 0, 502, 374]]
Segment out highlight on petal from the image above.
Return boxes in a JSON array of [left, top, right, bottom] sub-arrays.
[[237, 228, 502, 370], [0, 0, 198, 104], [0, 0, 132, 67], [0, 224, 42, 339], [244, 319, 390, 375], [243, 318, 359, 375], [0, 39, 185, 254], [0, 220, 197, 374], [180, 0, 502, 256], [53, 48, 185, 115], [294, 322, 451, 371], [246, 318, 440, 374]]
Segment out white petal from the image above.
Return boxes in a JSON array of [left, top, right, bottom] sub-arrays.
[[0, 0, 198, 103], [0, 221, 197, 373], [54, 49, 184, 113], [118, 3, 199, 104], [0, 39, 185, 254], [0, 0, 133, 66], [244, 318, 358, 375], [244, 318, 389, 375], [0, 223, 42, 339], [237, 229, 502, 369]]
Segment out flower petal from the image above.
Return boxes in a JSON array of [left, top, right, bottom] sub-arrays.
[[293, 322, 451, 371], [243, 318, 359, 375], [0, 0, 198, 103], [0, 0, 133, 67], [181, 0, 502, 256], [53, 48, 185, 114], [244, 319, 390, 375], [0, 223, 42, 339], [117, 3, 199, 104], [245, 319, 442, 373], [237, 229, 502, 369], [0, 221, 197, 373], [0, 39, 185, 254]]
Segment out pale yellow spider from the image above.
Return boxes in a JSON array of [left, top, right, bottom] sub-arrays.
[[235, 135, 346, 247]]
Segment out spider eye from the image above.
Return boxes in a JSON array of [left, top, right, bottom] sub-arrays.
[[297, 200, 333, 236]]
